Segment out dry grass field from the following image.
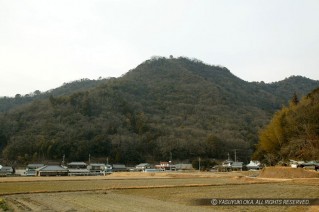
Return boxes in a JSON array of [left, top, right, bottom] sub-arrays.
[[0, 169, 318, 211]]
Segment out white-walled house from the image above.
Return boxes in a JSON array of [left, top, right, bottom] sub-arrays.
[[246, 161, 261, 170], [135, 163, 151, 171]]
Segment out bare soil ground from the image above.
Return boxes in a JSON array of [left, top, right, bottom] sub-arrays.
[[0, 169, 318, 212]]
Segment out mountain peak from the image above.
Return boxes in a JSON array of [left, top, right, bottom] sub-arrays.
[[123, 56, 238, 84]]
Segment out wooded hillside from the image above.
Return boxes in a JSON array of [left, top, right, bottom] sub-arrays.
[[0, 57, 318, 165]]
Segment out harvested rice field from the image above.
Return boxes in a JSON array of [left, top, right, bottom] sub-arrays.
[[0, 169, 318, 211]]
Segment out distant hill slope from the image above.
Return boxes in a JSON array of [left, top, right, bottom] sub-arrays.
[[0, 78, 110, 113], [0, 57, 318, 164]]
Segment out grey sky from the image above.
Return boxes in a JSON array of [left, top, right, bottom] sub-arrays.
[[1, 0, 319, 97]]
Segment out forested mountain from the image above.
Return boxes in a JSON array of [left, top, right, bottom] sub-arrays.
[[0, 56, 318, 165]]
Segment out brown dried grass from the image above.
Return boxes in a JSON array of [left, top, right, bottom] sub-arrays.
[[258, 167, 319, 179]]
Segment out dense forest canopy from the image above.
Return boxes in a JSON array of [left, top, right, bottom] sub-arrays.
[[1, 56, 319, 165]]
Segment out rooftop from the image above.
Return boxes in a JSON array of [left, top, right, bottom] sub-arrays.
[[37, 165, 68, 171], [67, 162, 87, 166]]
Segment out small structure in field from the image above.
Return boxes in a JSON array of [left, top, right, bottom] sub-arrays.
[[67, 162, 89, 176], [36, 165, 68, 176]]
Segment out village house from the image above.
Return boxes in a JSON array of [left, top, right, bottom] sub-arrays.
[[25, 164, 45, 176], [135, 163, 151, 171], [220, 159, 244, 172], [67, 162, 90, 176], [0, 165, 14, 176], [36, 165, 68, 176], [112, 164, 127, 172], [231, 162, 243, 171], [296, 161, 319, 171], [175, 163, 193, 171], [105, 164, 112, 173], [88, 163, 107, 175], [220, 159, 233, 172], [246, 160, 261, 170], [219, 151, 244, 171], [155, 161, 176, 171]]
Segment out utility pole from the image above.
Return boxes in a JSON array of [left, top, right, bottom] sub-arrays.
[[169, 152, 172, 171], [234, 149, 238, 162], [89, 154, 91, 165], [62, 154, 65, 166], [198, 157, 201, 172]]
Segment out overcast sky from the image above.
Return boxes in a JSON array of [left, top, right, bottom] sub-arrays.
[[1, 0, 319, 97]]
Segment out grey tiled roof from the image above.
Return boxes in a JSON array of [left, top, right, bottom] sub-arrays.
[[67, 162, 87, 166], [37, 165, 68, 171]]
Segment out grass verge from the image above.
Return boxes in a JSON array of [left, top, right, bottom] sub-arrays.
[[0, 198, 9, 211]]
